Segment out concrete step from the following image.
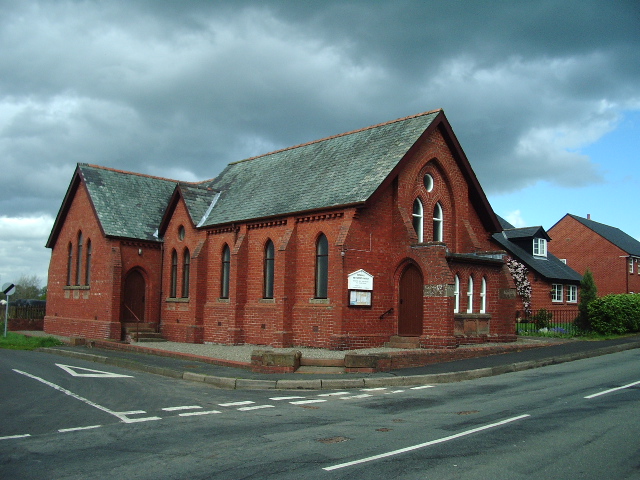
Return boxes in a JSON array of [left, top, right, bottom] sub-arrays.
[[135, 336, 168, 343], [295, 365, 346, 374], [299, 357, 345, 368], [384, 336, 421, 349]]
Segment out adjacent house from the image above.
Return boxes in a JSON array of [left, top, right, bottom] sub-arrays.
[[492, 217, 582, 315], [45, 109, 518, 349], [548, 214, 640, 296]]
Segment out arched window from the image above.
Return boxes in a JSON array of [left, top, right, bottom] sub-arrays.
[[182, 248, 190, 298], [453, 275, 460, 313], [315, 234, 329, 299], [170, 249, 178, 298], [221, 244, 230, 299], [433, 202, 443, 242], [85, 239, 92, 286], [263, 240, 275, 299], [75, 232, 83, 285], [467, 276, 474, 313], [480, 277, 487, 313], [66, 242, 73, 286], [412, 199, 424, 242]]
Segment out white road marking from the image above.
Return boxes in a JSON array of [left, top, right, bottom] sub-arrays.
[[340, 394, 372, 399], [162, 406, 203, 411], [56, 364, 133, 378], [362, 388, 386, 392], [179, 410, 221, 417], [238, 405, 275, 411], [269, 396, 306, 401], [386, 390, 405, 394], [58, 425, 102, 433], [290, 399, 326, 405], [584, 380, 640, 399], [410, 385, 435, 390], [318, 392, 350, 397], [218, 401, 254, 407], [323, 414, 531, 471], [0, 434, 31, 441], [13, 369, 158, 424]]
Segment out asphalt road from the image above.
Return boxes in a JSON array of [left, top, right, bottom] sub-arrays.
[[1, 348, 639, 479]]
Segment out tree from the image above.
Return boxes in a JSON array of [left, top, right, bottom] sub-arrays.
[[576, 268, 597, 331], [12, 275, 43, 301]]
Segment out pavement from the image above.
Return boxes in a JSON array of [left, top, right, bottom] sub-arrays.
[[19, 331, 640, 390]]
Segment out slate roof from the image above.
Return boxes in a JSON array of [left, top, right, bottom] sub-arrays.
[[199, 110, 441, 227], [563, 214, 640, 257], [493, 216, 582, 283], [46, 164, 180, 246]]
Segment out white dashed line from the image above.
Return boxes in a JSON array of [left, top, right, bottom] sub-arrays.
[[318, 392, 350, 397], [0, 434, 30, 441], [362, 388, 386, 392], [179, 410, 221, 417], [219, 401, 254, 407], [340, 394, 372, 399], [238, 405, 275, 411], [410, 385, 435, 390], [58, 425, 102, 433], [584, 380, 640, 399], [162, 406, 203, 412], [290, 399, 327, 405], [269, 396, 306, 401], [386, 390, 405, 394]]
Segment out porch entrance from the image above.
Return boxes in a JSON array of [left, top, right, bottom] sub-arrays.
[[398, 264, 423, 336], [122, 269, 145, 323]]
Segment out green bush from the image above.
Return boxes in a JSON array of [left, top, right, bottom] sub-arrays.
[[532, 309, 553, 329], [588, 294, 640, 335]]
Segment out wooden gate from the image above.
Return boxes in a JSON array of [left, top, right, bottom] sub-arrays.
[[122, 269, 145, 323], [398, 264, 423, 336]]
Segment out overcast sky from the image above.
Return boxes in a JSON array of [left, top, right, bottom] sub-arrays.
[[1, 0, 639, 287]]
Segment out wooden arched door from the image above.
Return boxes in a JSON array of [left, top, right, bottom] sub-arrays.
[[122, 269, 146, 323], [398, 264, 423, 336]]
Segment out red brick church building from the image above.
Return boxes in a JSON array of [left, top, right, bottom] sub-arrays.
[[44, 109, 517, 349]]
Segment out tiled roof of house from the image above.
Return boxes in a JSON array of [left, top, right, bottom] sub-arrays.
[[493, 216, 582, 282], [198, 110, 441, 226], [79, 164, 179, 241], [566, 214, 640, 257]]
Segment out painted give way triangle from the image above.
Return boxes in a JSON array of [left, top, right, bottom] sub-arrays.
[[56, 363, 133, 378]]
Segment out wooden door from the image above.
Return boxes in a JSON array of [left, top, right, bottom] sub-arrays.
[[398, 264, 423, 336], [123, 270, 145, 323]]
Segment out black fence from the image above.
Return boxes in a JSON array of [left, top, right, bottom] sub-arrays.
[[516, 309, 580, 336], [1, 305, 46, 321]]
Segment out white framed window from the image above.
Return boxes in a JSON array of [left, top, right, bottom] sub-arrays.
[[467, 276, 474, 313], [480, 277, 487, 313], [412, 198, 424, 242], [433, 202, 443, 242], [533, 238, 547, 257], [630, 258, 634, 274], [453, 275, 460, 313], [551, 284, 563, 302], [567, 285, 578, 303]]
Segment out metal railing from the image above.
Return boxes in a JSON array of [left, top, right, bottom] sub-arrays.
[[516, 309, 580, 336]]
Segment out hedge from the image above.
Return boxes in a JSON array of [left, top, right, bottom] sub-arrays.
[[588, 294, 640, 335]]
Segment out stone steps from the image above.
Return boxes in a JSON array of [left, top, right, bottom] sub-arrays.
[[296, 356, 346, 374], [384, 335, 421, 349], [122, 323, 167, 343]]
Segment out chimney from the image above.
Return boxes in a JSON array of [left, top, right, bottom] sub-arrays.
[[587, 214, 591, 220]]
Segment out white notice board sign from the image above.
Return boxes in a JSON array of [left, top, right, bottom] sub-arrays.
[[347, 269, 374, 291]]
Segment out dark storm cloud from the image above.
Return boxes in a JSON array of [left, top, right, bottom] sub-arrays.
[[0, 0, 638, 225]]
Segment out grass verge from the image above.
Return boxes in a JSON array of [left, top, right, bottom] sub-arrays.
[[0, 331, 64, 350]]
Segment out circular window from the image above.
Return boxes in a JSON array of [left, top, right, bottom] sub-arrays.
[[178, 226, 185, 241], [423, 174, 434, 192]]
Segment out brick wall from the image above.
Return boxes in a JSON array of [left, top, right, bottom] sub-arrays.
[[45, 181, 163, 340], [548, 216, 632, 296]]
